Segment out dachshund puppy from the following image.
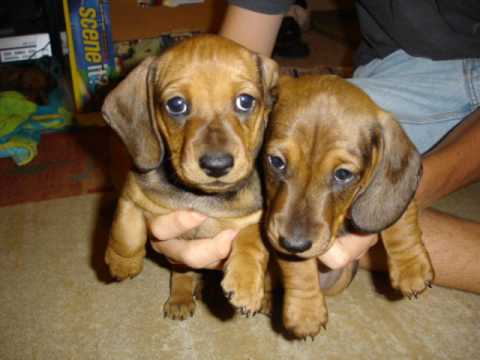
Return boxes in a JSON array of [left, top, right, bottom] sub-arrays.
[[263, 75, 434, 338], [102, 35, 278, 320]]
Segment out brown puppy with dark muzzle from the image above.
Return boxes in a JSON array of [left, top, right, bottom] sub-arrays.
[[102, 35, 278, 320], [262, 75, 434, 338]]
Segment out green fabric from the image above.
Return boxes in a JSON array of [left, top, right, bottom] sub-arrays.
[[0, 91, 71, 165], [0, 91, 37, 138]]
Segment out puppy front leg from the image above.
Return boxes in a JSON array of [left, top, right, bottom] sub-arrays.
[[381, 200, 434, 297], [259, 261, 280, 316], [221, 223, 269, 316], [164, 269, 198, 320], [105, 197, 147, 280], [277, 257, 327, 339]]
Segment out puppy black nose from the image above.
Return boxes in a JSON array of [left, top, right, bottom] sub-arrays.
[[199, 152, 234, 178], [279, 236, 312, 253]]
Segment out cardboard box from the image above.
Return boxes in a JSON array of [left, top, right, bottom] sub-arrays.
[[63, 0, 225, 118], [63, 0, 117, 113], [110, 0, 225, 42]]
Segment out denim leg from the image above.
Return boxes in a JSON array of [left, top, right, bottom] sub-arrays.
[[348, 50, 480, 154]]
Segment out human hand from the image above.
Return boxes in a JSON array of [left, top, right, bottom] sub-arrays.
[[318, 233, 378, 269], [149, 210, 238, 270], [149, 210, 377, 271]]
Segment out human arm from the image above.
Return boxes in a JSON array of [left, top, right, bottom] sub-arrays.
[[219, 3, 284, 56], [416, 108, 480, 208]]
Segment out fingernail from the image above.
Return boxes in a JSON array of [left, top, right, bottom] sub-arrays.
[[319, 243, 349, 270]]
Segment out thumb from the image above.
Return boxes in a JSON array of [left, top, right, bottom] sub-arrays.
[[318, 242, 351, 270]]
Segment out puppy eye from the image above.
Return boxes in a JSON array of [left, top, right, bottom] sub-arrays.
[[333, 168, 355, 184], [165, 96, 189, 117], [235, 94, 256, 112], [268, 155, 287, 173]]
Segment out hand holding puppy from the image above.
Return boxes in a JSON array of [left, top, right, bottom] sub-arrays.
[[149, 211, 377, 270], [149, 211, 238, 270]]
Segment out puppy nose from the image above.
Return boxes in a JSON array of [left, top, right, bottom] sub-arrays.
[[279, 236, 312, 253], [199, 152, 234, 178]]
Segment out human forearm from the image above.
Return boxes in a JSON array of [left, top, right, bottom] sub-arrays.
[[416, 108, 480, 208], [219, 4, 284, 56], [360, 208, 480, 294]]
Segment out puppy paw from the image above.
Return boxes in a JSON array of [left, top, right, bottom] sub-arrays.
[[389, 255, 434, 298], [221, 260, 264, 316], [105, 246, 145, 280], [163, 295, 196, 320], [283, 293, 327, 339]]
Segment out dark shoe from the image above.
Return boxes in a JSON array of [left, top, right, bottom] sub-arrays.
[[273, 16, 310, 58]]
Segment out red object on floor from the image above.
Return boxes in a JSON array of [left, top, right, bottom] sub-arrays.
[[0, 127, 115, 207]]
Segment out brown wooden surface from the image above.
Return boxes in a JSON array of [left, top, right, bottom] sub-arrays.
[[110, 0, 227, 41]]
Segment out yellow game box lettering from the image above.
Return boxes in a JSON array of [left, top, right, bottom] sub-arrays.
[[79, 6, 96, 19], [82, 29, 99, 41], [79, 6, 101, 64]]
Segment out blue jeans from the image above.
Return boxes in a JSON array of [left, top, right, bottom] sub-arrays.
[[349, 50, 480, 154]]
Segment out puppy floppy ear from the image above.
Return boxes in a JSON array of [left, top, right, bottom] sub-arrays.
[[102, 56, 163, 172], [350, 112, 422, 233], [256, 54, 279, 108]]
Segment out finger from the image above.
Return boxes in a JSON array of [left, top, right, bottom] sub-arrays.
[[318, 242, 351, 270], [337, 234, 378, 260], [149, 210, 207, 240], [318, 234, 378, 269], [200, 259, 225, 271], [151, 229, 238, 270]]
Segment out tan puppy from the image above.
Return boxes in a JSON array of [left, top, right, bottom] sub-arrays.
[[102, 35, 278, 319], [262, 75, 434, 338]]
